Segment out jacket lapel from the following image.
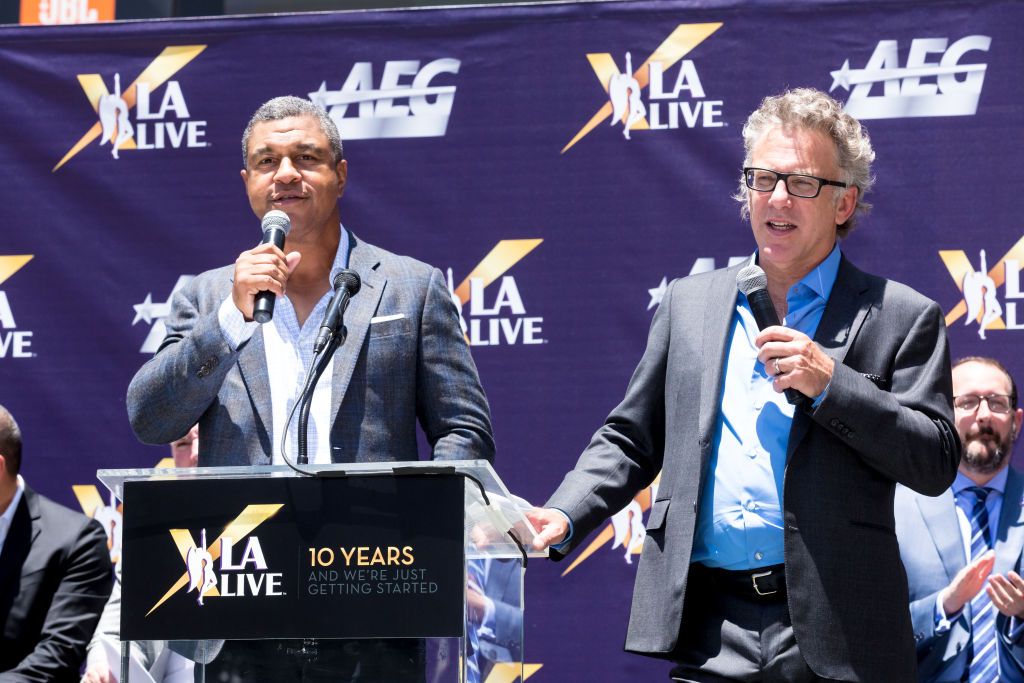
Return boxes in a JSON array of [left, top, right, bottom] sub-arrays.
[[697, 265, 742, 467], [787, 255, 874, 457], [26, 488, 41, 545], [329, 232, 385, 431], [995, 468, 1024, 576], [236, 329, 272, 449], [812, 256, 873, 365], [917, 489, 967, 581]]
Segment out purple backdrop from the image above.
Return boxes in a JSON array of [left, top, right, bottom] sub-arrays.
[[1, 0, 1021, 679]]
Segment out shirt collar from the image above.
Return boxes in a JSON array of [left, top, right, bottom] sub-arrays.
[[751, 242, 842, 302], [795, 242, 841, 302], [953, 467, 1009, 496]]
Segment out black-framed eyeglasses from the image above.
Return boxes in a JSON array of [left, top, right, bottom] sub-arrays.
[[743, 167, 848, 199], [953, 394, 1014, 414]]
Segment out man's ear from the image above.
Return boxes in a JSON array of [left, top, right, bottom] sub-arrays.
[[336, 159, 348, 199], [834, 185, 858, 226]]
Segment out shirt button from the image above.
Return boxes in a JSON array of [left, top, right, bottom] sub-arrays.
[[746, 449, 758, 459], [745, 501, 758, 512], [754, 551, 764, 561], [753, 400, 764, 410]]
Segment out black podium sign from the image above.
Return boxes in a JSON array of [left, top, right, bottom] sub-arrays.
[[120, 474, 464, 641]]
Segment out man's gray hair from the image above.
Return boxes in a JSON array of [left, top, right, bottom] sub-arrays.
[[734, 87, 875, 238], [241, 96, 344, 167]]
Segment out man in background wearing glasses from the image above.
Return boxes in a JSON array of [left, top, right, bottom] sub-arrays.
[[897, 357, 1024, 682], [528, 87, 960, 682]]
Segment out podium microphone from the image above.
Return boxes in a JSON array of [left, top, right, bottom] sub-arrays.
[[314, 270, 361, 353], [736, 264, 806, 406], [253, 210, 291, 324]]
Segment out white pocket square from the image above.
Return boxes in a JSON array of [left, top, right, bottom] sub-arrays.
[[370, 313, 405, 324]]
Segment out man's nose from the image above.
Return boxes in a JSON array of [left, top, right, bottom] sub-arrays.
[[274, 157, 301, 183], [768, 178, 792, 204]]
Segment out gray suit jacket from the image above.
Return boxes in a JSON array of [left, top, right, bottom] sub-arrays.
[[896, 468, 1024, 682], [546, 256, 960, 682], [127, 231, 494, 466]]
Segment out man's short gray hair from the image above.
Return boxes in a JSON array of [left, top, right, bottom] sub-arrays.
[[734, 87, 875, 238], [241, 96, 344, 167]]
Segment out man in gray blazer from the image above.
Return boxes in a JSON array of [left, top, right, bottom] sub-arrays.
[[897, 357, 1024, 681], [528, 88, 960, 681], [127, 96, 494, 681]]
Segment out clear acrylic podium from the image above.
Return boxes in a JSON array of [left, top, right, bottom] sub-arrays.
[[98, 460, 545, 683]]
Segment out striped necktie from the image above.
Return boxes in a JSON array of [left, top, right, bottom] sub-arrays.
[[958, 486, 998, 683]]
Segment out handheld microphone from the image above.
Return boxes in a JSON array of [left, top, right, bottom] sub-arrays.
[[736, 265, 806, 406], [253, 210, 292, 324], [314, 270, 362, 354]]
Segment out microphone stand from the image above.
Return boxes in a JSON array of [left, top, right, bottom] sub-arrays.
[[279, 324, 346, 477], [296, 326, 345, 465], [281, 271, 359, 475]]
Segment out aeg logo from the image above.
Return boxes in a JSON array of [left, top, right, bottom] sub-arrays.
[[830, 36, 991, 120], [309, 59, 460, 140]]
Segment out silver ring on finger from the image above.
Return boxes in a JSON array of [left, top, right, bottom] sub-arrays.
[[773, 358, 782, 376]]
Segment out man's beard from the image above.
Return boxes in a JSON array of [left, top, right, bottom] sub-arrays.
[[962, 426, 1016, 474]]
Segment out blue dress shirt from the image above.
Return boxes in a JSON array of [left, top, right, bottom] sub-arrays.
[[691, 244, 841, 570]]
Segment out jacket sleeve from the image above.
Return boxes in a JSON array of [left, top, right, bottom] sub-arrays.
[[810, 299, 960, 496], [127, 276, 240, 445], [416, 267, 495, 463]]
